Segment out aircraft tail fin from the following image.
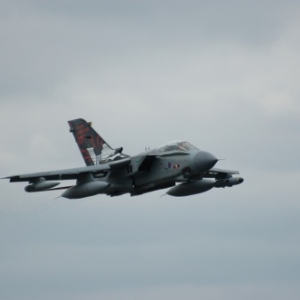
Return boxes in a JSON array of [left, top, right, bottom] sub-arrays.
[[68, 118, 127, 166]]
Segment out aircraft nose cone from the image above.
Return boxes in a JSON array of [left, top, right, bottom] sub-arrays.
[[193, 151, 218, 172]]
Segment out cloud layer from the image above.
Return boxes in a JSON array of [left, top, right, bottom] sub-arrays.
[[1, 1, 300, 299]]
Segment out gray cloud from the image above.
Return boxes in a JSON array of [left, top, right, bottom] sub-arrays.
[[1, 1, 300, 299]]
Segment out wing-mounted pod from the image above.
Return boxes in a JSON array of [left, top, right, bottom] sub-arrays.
[[60, 172, 108, 199], [25, 177, 60, 192], [61, 181, 108, 199], [167, 179, 215, 197], [215, 177, 244, 188], [167, 176, 244, 197]]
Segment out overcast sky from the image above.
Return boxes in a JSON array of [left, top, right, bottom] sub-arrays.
[[1, 1, 300, 299]]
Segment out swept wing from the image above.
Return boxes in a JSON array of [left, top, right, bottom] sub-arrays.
[[4, 158, 130, 182]]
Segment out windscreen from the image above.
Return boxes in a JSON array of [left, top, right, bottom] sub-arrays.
[[156, 141, 199, 152]]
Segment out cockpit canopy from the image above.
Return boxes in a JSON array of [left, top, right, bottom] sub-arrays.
[[155, 140, 199, 153]]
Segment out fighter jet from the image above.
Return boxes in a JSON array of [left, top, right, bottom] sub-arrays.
[[3, 118, 243, 198]]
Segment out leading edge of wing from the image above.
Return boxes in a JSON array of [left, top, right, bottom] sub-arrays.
[[208, 167, 239, 174], [204, 167, 240, 177]]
